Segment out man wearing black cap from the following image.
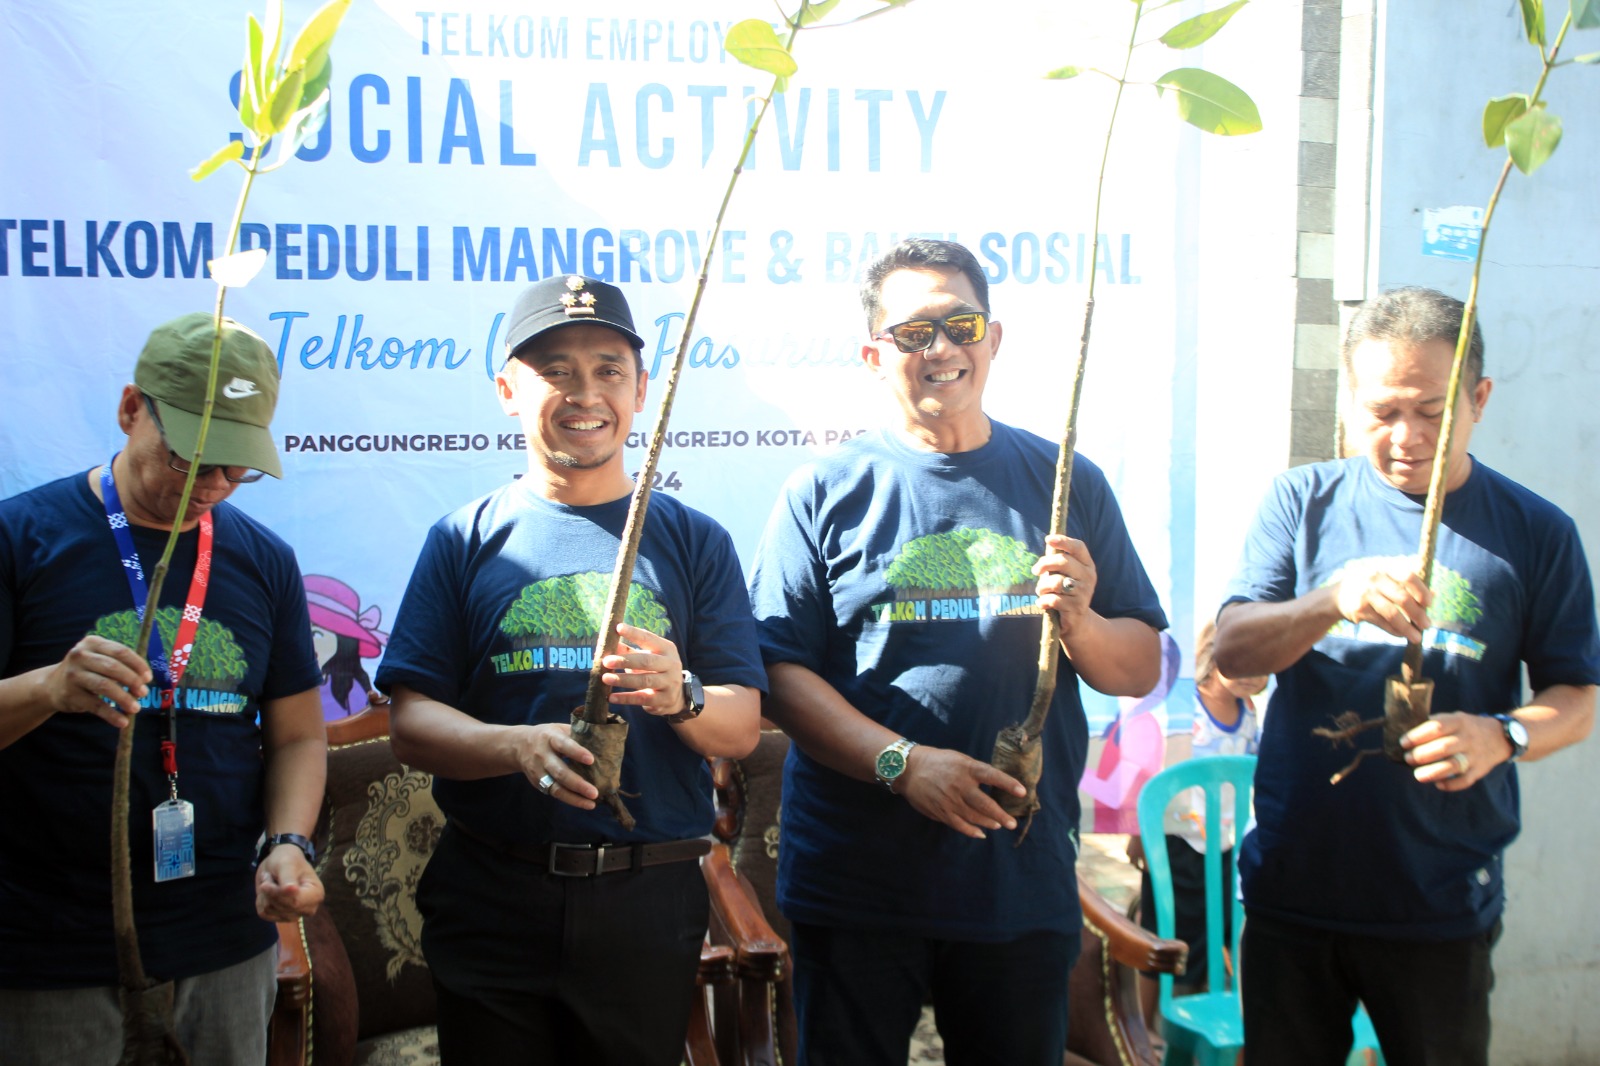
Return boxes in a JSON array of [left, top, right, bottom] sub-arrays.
[[0, 313, 327, 1064], [378, 275, 765, 1065]]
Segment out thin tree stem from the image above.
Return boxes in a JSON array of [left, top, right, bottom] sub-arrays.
[[1404, 14, 1569, 683], [1020, 2, 1140, 738], [111, 149, 263, 991], [580, 18, 803, 722]]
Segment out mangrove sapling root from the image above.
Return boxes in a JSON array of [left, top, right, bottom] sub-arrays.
[[570, 712, 636, 830], [1312, 676, 1433, 785], [991, 724, 1043, 840]]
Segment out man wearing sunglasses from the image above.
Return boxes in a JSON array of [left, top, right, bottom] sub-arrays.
[[0, 312, 326, 1064], [750, 239, 1167, 1065]]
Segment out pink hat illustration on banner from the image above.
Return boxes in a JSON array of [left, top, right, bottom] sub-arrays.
[[305, 574, 389, 719], [305, 574, 389, 657]]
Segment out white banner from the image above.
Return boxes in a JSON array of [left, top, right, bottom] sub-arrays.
[[2, 0, 1301, 822]]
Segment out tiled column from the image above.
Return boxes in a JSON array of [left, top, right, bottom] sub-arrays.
[[1291, 0, 1343, 466]]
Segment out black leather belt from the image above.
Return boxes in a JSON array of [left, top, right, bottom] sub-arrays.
[[452, 821, 710, 877]]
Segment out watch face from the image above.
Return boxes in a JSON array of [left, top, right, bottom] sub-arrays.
[[1508, 719, 1529, 748], [876, 748, 907, 779]]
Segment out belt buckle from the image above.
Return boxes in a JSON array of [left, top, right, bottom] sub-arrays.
[[547, 842, 608, 877]]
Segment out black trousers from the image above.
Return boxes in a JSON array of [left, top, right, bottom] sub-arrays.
[[419, 825, 709, 1066], [789, 921, 1079, 1066], [1241, 909, 1499, 1066], [1138, 837, 1236, 988]]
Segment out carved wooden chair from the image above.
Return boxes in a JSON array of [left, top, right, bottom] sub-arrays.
[[270, 705, 439, 1066], [705, 729, 1187, 1066], [269, 705, 749, 1066]]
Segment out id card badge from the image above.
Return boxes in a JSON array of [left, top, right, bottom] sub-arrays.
[[153, 799, 196, 882]]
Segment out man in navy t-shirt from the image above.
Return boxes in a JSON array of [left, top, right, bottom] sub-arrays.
[[377, 274, 765, 1066], [749, 239, 1167, 1065], [1216, 287, 1600, 1065], [0, 313, 326, 1065]]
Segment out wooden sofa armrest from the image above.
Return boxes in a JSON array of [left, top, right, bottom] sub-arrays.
[[326, 704, 393, 746], [269, 919, 311, 1066], [1076, 873, 1188, 977], [701, 843, 787, 981], [698, 942, 736, 986], [687, 941, 733, 1066]]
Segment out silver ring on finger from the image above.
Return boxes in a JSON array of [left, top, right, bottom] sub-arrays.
[[1061, 577, 1076, 594], [537, 773, 556, 795], [1450, 751, 1470, 777]]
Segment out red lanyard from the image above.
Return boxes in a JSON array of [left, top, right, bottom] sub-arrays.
[[100, 458, 214, 788]]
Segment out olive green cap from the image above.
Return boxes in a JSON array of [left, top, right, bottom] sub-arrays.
[[134, 312, 282, 478]]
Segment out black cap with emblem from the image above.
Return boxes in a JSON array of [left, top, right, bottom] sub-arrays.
[[504, 275, 646, 363]]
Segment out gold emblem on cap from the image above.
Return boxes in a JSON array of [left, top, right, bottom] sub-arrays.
[[558, 275, 598, 317]]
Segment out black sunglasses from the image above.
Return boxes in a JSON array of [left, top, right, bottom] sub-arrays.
[[143, 396, 266, 484], [873, 311, 988, 354]]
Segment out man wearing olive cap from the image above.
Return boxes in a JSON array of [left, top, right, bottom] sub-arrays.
[[0, 312, 326, 1065], [378, 275, 764, 1065]]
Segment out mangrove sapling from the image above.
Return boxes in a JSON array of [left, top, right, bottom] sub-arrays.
[[110, 3, 351, 1061], [992, 0, 1261, 840], [1315, 0, 1596, 785], [570, 0, 921, 826]]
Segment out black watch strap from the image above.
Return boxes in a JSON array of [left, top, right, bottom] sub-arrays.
[[665, 670, 705, 725], [257, 832, 317, 866], [1494, 713, 1529, 761]]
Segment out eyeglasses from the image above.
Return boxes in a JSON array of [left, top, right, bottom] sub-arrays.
[[143, 397, 266, 484], [873, 311, 988, 354]]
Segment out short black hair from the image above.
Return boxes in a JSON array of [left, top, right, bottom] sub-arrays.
[[860, 239, 990, 334], [1342, 287, 1484, 389]]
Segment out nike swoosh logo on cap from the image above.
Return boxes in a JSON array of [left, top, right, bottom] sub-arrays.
[[221, 377, 261, 399]]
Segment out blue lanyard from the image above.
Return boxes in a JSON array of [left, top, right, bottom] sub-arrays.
[[99, 456, 213, 701]]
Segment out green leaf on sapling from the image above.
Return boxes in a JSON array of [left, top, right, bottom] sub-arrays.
[[288, 0, 351, 76], [189, 140, 245, 181], [1482, 94, 1530, 147], [245, 14, 267, 121], [264, 67, 304, 136], [298, 43, 334, 106], [1519, 0, 1545, 46], [1505, 104, 1562, 174], [726, 19, 798, 77], [1160, 1, 1249, 50], [1154, 67, 1262, 134]]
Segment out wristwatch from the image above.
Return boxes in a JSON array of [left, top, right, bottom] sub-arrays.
[[665, 670, 706, 724], [256, 832, 317, 867], [873, 737, 918, 791], [1493, 714, 1529, 761]]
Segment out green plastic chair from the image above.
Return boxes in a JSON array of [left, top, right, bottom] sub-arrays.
[[1136, 754, 1385, 1066]]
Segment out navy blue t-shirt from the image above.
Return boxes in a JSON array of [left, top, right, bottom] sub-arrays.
[[375, 481, 767, 846], [0, 470, 321, 987], [1226, 456, 1600, 940], [749, 422, 1167, 941]]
